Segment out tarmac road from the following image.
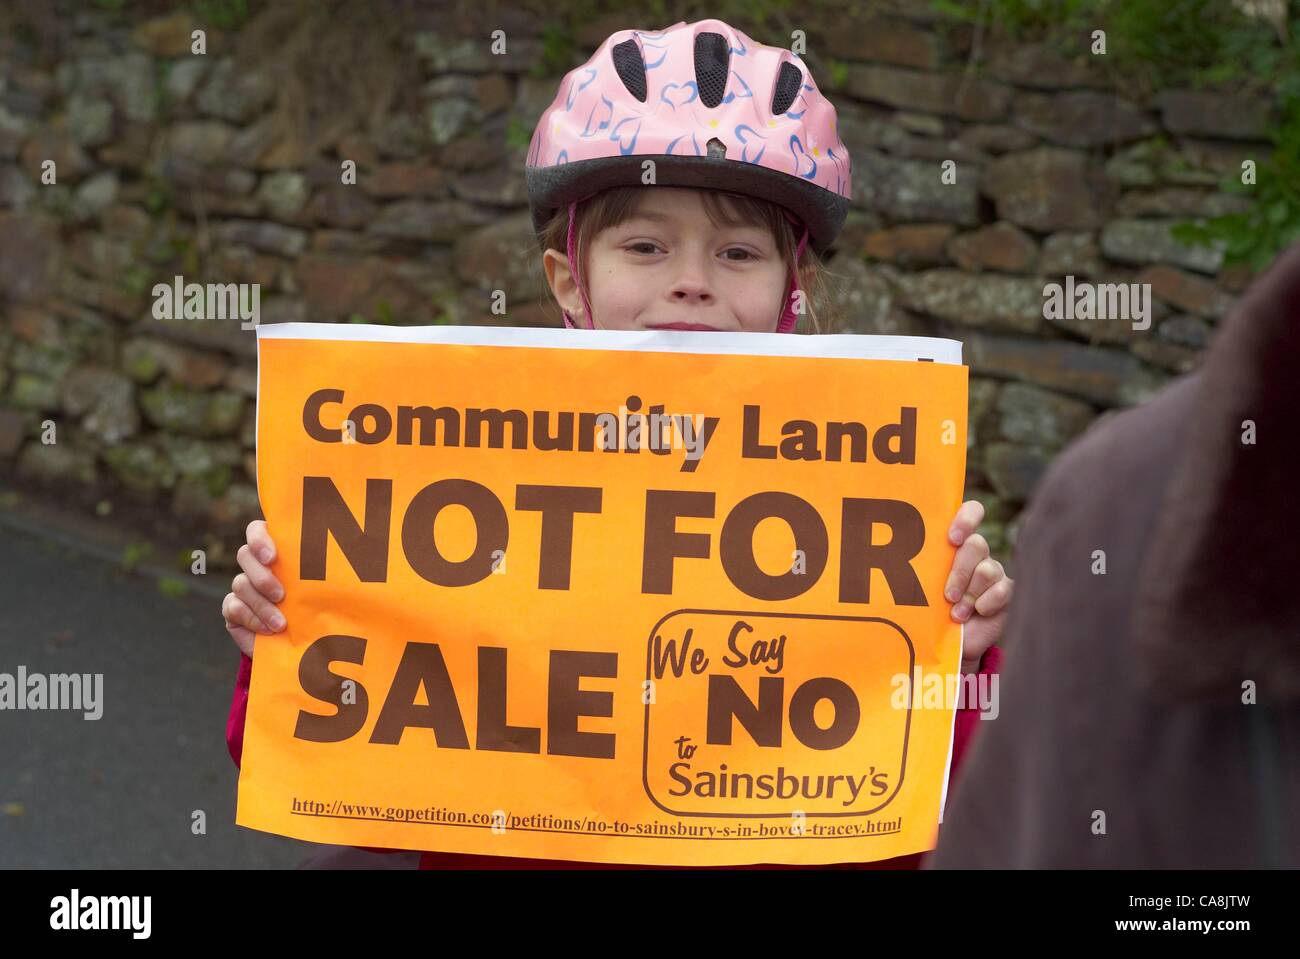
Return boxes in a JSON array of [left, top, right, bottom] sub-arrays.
[[0, 520, 416, 869]]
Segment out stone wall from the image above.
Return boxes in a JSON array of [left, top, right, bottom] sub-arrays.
[[0, 1, 1265, 568]]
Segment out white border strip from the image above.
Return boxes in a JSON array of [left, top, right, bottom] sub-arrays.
[[256, 322, 963, 365]]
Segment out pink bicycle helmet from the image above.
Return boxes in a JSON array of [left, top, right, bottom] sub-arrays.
[[525, 19, 852, 333]]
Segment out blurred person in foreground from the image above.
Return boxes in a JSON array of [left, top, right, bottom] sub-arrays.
[[931, 244, 1300, 868]]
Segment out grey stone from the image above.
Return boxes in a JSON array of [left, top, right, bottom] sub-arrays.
[[0, 165, 36, 210], [255, 171, 308, 219], [0, 104, 31, 160], [984, 43, 1104, 90], [66, 94, 113, 146], [1131, 336, 1201, 374], [165, 58, 209, 102], [450, 165, 526, 206], [413, 33, 542, 74], [64, 53, 157, 124], [1158, 314, 1212, 350], [72, 171, 119, 219], [11, 340, 74, 380], [9, 372, 61, 410], [1014, 92, 1157, 147], [1116, 188, 1251, 219], [853, 148, 980, 225], [428, 99, 477, 147], [18, 442, 97, 485], [305, 188, 379, 230], [210, 219, 307, 257], [139, 383, 245, 437], [947, 222, 1038, 273], [825, 259, 896, 333], [454, 211, 548, 301], [0, 406, 26, 457], [824, 15, 940, 69], [956, 123, 1039, 155], [846, 65, 1012, 121], [984, 442, 1053, 502], [982, 148, 1106, 231], [961, 329, 1168, 406], [168, 121, 238, 163], [196, 58, 274, 124], [369, 199, 494, 242], [995, 382, 1095, 448], [372, 113, 427, 159], [1100, 219, 1225, 274], [103, 441, 176, 492], [1155, 90, 1274, 140], [62, 365, 139, 444], [157, 434, 243, 477], [1040, 232, 1102, 277], [897, 270, 1044, 333]]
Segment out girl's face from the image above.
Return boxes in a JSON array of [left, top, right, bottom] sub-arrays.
[[543, 188, 790, 333]]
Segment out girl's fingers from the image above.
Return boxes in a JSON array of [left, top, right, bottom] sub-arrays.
[[953, 558, 1004, 621], [236, 542, 284, 603], [944, 532, 990, 604], [947, 500, 986, 546], [224, 617, 256, 658], [246, 519, 277, 565], [231, 573, 286, 632], [974, 577, 1014, 617], [966, 558, 1005, 601], [222, 592, 269, 646]]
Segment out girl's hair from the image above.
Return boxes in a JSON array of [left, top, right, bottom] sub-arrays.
[[536, 186, 839, 334]]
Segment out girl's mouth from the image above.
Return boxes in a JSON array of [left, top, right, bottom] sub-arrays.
[[647, 322, 723, 332]]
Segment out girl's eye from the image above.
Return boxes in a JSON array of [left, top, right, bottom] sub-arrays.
[[627, 242, 661, 255], [723, 248, 756, 262]]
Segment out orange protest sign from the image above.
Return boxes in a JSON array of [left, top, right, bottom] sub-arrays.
[[236, 323, 969, 866]]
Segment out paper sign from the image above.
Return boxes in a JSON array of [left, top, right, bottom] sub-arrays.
[[236, 323, 968, 866]]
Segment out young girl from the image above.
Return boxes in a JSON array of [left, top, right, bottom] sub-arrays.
[[222, 18, 1012, 869]]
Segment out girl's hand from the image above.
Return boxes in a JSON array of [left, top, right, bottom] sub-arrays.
[[944, 500, 1014, 674], [221, 520, 285, 658]]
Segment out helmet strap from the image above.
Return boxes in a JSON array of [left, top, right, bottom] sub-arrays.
[[562, 199, 597, 330], [776, 220, 810, 334]]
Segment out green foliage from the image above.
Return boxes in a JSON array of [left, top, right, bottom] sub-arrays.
[[825, 57, 849, 90], [157, 576, 190, 598], [120, 540, 154, 572], [191, 0, 256, 31], [934, 0, 1300, 268], [142, 174, 172, 215], [535, 22, 578, 78], [120, 265, 153, 297], [932, 0, 1093, 32], [346, 299, 400, 325], [505, 114, 531, 152], [526, 0, 798, 79], [1173, 97, 1300, 271]]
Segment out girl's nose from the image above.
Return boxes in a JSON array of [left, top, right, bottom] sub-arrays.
[[670, 254, 714, 304]]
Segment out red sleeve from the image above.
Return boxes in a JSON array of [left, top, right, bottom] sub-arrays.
[[226, 652, 406, 857], [842, 643, 1004, 870], [226, 653, 253, 769], [948, 643, 1003, 783]]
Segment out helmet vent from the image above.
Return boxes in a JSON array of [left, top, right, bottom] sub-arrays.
[[706, 137, 726, 159], [772, 62, 803, 115], [611, 38, 647, 102], [694, 32, 730, 107]]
